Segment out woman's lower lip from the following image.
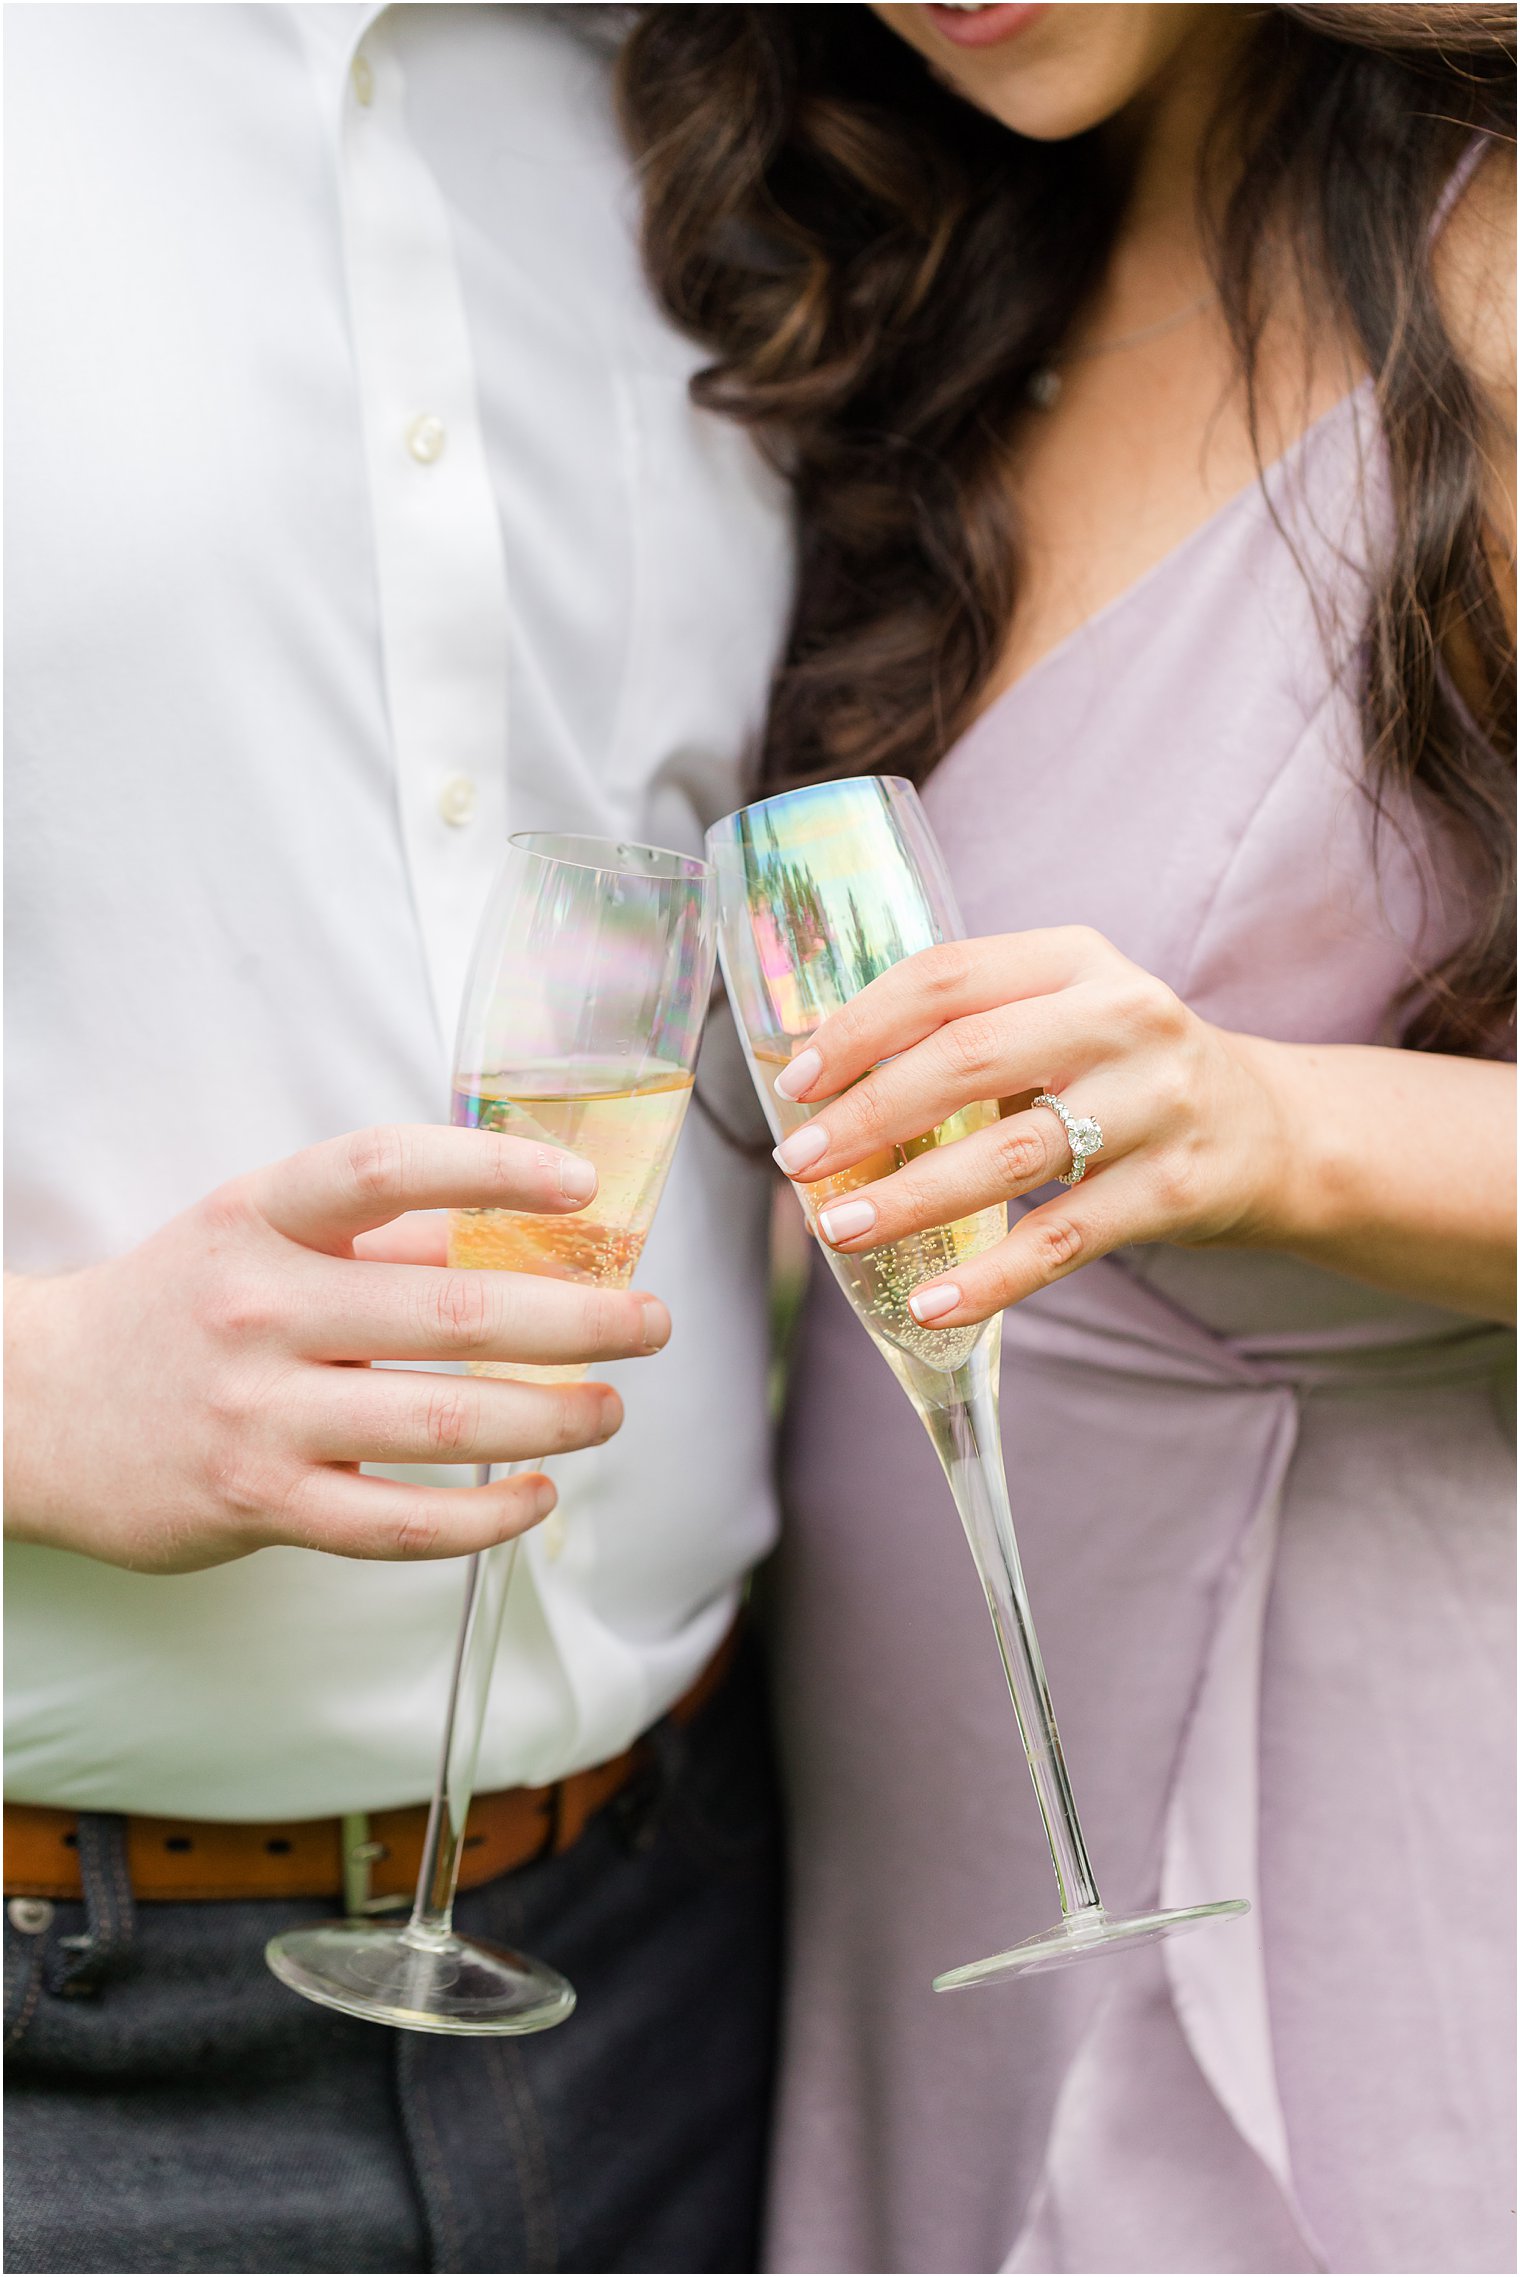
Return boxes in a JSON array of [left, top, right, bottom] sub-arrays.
[[924, 3, 1049, 49]]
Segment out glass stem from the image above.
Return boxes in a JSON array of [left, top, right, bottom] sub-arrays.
[[405, 1460, 528, 1948], [919, 1344, 1102, 1921]]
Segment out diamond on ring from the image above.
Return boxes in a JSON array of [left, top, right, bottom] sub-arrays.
[[1032, 1094, 1106, 1187]]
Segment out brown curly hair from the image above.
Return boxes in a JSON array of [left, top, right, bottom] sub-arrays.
[[619, 4, 1516, 1052]]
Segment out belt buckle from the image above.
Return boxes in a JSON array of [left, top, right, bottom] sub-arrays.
[[341, 1813, 409, 1918]]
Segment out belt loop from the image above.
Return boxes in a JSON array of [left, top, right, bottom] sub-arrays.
[[49, 1813, 135, 1998], [342, 1812, 383, 1918], [341, 1813, 409, 1917]]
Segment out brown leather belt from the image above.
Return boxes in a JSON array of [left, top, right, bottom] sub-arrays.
[[4, 1624, 739, 1909]]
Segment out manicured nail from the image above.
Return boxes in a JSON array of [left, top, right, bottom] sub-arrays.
[[773, 1124, 829, 1176], [558, 1153, 597, 1203], [774, 1046, 823, 1102], [818, 1197, 877, 1246], [639, 1298, 671, 1351], [908, 1283, 961, 1324]]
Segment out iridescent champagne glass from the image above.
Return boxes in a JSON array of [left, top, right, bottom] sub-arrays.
[[708, 777, 1246, 1984], [267, 832, 714, 2031]]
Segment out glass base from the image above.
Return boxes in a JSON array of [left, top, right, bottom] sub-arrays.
[[265, 1919, 576, 2036], [933, 1898, 1250, 1990]]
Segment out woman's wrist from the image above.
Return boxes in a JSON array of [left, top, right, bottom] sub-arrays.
[[1214, 1031, 1516, 1319], [1218, 1029, 1352, 1254]]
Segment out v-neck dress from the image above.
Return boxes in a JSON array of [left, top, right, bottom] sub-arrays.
[[763, 386, 1516, 2275]]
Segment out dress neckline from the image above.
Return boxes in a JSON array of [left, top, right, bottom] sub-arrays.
[[957, 377, 1374, 744]]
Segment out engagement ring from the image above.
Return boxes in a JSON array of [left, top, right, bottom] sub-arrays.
[[1032, 1094, 1105, 1186]]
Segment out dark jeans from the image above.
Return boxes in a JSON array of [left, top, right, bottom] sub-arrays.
[[4, 1638, 781, 2275]]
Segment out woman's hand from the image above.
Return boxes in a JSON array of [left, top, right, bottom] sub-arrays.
[[769, 926, 1517, 1329], [3, 1124, 671, 1574], [770, 928, 1282, 1328]]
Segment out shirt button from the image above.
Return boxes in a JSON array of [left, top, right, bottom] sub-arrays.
[[350, 51, 375, 107], [437, 775, 477, 829], [406, 414, 446, 466], [8, 1897, 55, 1934]]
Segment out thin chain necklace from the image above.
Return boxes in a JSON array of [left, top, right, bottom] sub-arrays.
[[1026, 290, 1217, 409]]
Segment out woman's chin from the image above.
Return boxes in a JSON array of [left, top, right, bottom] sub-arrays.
[[878, 3, 1206, 143]]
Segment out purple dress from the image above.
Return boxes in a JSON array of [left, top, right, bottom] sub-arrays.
[[765, 388, 1516, 2275]]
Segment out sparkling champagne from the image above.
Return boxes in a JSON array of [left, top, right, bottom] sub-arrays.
[[450, 1059, 694, 1383], [754, 1044, 1006, 1398]]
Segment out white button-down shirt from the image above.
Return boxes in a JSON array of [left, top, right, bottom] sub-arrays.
[[5, 2, 792, 1818]]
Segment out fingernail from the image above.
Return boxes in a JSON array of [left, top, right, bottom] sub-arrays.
[[596, 1390, 623, 1442], [908, 1283, 960, 1324], [525, 1476, 556, 1521], [558, 1153, 597, 1203], [639, 1297, 670, 1351], [774, 1123, 828, 1176], [774, 1046, 823, 1102], [818, 1197, 877, 1246]]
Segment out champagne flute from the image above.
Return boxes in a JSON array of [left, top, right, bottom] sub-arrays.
[[267, 832, 714, 2031], [708, 777, 1246, 1984]]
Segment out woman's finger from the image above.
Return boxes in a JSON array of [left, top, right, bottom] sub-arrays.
[[253, 1124, 599, 1251], [274, 1465, 560, 1562], [298, 1258, 671, 1367], [774, 990, 1109, 1186], [293, 1365, 623, 1468], [814, 1101, 1107, 1253], [775, 928, 1114, 1105], [901, 1173, 1148, 1328]]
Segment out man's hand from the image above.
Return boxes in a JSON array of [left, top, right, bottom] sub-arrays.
[[4, 1125, 671, 1574]]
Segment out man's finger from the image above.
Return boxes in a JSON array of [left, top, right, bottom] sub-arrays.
[[254, 1125, 598, 1250], [352, 1211, 450, 1266], [298, 1367, 623, 1467], [281, 1467, 560, 1562], [300, 1259, 671, 1366]]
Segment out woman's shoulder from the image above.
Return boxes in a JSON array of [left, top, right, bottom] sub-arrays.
[[1435, 142, 1516, 423], [1435, 138, 1516, 607]]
